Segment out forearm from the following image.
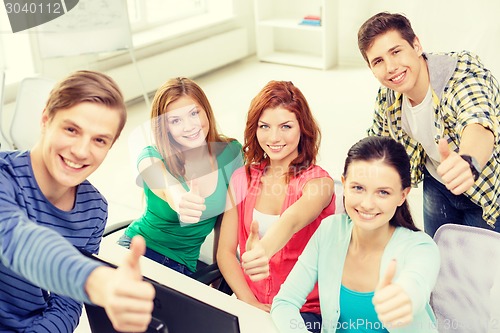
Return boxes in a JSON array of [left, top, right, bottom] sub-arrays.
[[260, 179, 333, 258], [260, 216, 296, 258], [459, 123, 494, 168], [217, 250, 258, 304], [1, 212, 101, 303], [271, 236, 319, 333]]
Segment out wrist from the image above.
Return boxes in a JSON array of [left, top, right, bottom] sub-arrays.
[[460, 154, 481, 181], [85, 266, 112, 305]]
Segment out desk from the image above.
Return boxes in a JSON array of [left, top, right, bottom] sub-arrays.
[[98, 240, 279, 333]]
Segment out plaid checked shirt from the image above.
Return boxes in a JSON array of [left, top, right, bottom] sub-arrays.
[[368, 51, 500, 227]]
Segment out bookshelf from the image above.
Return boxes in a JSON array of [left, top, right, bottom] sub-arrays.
[[253, 0, 337, 70]]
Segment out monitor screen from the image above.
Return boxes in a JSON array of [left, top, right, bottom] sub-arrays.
[[81, 251, 240, 333]]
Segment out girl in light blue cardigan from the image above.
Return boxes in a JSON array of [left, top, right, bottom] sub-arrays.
[[271, 136, 440, 333]]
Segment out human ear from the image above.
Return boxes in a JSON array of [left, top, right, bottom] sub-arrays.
[[397, 187, 411, 207], [413, 36, 423, 56], [40, 109, 49, 133]]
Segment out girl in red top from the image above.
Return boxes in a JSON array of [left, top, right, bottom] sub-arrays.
[[217, 81, 336, 332]]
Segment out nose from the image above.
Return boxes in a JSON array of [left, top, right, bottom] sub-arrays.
[[360, 193, 375, 210], [71, 139, 90, 159], [386, 58, 398, 74], [183, 115, 198, 132], [269, 127, 281, 143]]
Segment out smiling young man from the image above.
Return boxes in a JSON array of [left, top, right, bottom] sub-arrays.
[[0, 70, 154, 332], [358, 12, 500, 237]]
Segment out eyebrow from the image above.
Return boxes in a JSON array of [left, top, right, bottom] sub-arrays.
[[258, 120, 295, 126], [348, 181, 394, 191], [62, 120, 114, 141], [166, 105, 197, 119], [369, 45, 402, 66]]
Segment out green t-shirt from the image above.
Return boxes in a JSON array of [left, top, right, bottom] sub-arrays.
[[125, 140, 243, 272]]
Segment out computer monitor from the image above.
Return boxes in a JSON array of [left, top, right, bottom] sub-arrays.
[[81, 251, 240, 333]]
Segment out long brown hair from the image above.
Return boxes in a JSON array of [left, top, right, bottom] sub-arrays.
[[243, 81, 320, 181], [150, 77, 231, 179]]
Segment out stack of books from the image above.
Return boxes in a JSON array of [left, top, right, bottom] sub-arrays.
[[299, 15, 321, 26]]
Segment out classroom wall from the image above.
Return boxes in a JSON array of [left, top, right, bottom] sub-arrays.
[[337, 0, 500, 77]]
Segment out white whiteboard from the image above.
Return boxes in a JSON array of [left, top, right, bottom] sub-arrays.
[[37, 0, 132, 58]]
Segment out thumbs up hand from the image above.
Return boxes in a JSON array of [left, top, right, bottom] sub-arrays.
[[373, 260, 413, 329], [178, 178, 206, 224], [241, 221, 270, 282], [438, 138, 451, 162], [436, 138, 475, 195], [86, 236, 155, 332]]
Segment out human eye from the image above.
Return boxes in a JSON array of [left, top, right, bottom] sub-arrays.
[[190, 109, 200, 117], [352, 185, 363, 192], [378, 189, 390, 196], [169, 118, 181, 125], [282, 124, 292, 130], [65, 127, 77, 134], [258, 124, 269, 129], [95, 137, 109, 146]]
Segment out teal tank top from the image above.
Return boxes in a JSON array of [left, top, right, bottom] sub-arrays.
[[337, 284, 389, 332]]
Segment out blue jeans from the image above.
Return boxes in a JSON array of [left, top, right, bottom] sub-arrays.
[[423, 169, 500, 238], [300, 312, 322, 333], [117, 234, 194, 277]]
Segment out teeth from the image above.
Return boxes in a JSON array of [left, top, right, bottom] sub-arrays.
[[64, 158, 84, 169], [185, 131, 199, 139], [391, 72, 405, 82], [269, 145, 284, 150], [359, 211, 376, 219]]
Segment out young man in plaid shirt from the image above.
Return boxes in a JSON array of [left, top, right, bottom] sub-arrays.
[[358, 12, 500, 237]]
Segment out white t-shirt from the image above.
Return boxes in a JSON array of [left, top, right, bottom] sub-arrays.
[[252, 209, 279, 238], [401, 87, 444, 183]]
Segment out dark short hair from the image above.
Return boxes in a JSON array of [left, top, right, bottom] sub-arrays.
[[343, 136, 418, 231], [358, 12, 417, 64]]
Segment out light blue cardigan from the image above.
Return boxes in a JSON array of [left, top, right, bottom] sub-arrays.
[[271, 214, 440, 333]]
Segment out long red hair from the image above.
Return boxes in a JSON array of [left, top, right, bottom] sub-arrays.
[[243, 81, 321, 181]]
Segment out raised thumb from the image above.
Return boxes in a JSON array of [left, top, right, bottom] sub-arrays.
[[123, 236, 146, 280], [246, 220, 260, 252], [376, 259, 397, 291], [189, 178, 200, 195], [438, 138, 450, 162]]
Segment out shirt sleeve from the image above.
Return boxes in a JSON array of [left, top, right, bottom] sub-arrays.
[[222, 140, 244, 183], [452, 63, 499, 140], [86, 208, 107, 255], [0, 176, 102, 304], [394, 232, 440, 316], [137, 145, 163, 167], [25, 295, 83, 333], [271, 224, 321, 333], [367, 88, 389, 137]]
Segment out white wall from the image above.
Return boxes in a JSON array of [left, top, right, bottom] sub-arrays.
[[337, 0, 500, 77]]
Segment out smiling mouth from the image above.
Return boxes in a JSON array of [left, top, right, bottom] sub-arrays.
[[268, 144, 285, 152], [390, 71, 406, 84], [63, 157, 85, 169], [184, 130, 201, 140], [356, 210, 378, 219]]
